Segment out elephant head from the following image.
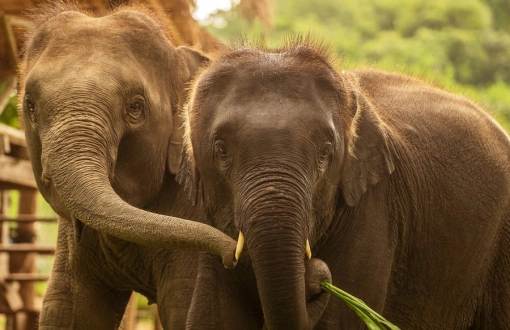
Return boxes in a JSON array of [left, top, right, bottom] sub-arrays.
[[19, 6, 237, 268], [178, 41, 395, 329]]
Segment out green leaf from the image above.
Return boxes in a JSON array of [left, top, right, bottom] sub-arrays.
[[321, 280, 401, 330]]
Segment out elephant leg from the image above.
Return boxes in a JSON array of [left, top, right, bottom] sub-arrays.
[[186, 253, 263, 330], [156, 250, 199, 329], [488, 222, 510, 329], [66, 226, 132, 329], [39, 219, 74, 330], [467, 219, 510, 330], [40, 220, 130, 329], [70, 278, 132, 330]]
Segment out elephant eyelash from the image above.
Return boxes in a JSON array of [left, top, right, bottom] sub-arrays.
[[125, 95, 146, 124], [318, 142, 333, 161], [213, 139, 231, 170], [317, 141, 333, 172]]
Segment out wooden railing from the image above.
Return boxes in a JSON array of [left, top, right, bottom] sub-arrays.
[[0, 196, 57, 330], [0, 122, 56, 329]]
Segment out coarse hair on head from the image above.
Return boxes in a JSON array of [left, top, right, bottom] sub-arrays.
[[21, 1, 175, 45]]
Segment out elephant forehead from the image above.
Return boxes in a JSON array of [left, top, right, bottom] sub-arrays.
[[28, 10, 168, 67], [194, 57, 340, 121], [24, 11, 171, 97], [190, 77, 337, 138], [234, 93, 323, 121], [208, 94, 336, 143]]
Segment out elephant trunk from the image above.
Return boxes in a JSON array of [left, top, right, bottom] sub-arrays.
[[40, 113, 237, 268], [240, 174, 331, 329]]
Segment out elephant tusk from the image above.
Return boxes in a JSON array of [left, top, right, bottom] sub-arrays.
[[306, 239, 312, 259], [235, 231, 245, 261]]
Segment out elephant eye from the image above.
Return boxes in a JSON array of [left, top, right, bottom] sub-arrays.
[[126, 96, 145, 123], [213, 139, 230, 169], [25, 94, 37, 123], [318, 141, 333, 167], [214, 139, 228, 157]]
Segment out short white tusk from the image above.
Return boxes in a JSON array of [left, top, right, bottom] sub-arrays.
[[305, 239, 312, 259], [235, 231, 245, 261]]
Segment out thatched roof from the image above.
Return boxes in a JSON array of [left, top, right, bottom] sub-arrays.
[[0, 0, 272, 87]]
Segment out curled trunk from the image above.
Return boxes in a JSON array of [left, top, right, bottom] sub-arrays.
[[40, 120, 237, 268]]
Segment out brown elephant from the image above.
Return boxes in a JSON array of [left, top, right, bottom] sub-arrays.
[[178, 40, 510, 329], [19, 5, 238, 329]]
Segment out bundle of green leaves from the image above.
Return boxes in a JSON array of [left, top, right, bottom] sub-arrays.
[[321, 280, 401, 330]]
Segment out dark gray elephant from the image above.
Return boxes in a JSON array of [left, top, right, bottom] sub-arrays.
[[19, 5, 238, 329], [178, 40, 510, 329]]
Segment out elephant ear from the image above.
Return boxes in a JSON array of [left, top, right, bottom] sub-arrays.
[[341, 72, 395, 206], [167, 47, 209, 175], [176, 138, 200, 206], [176, 46, 210, 82], [167, 120, 185, 175]]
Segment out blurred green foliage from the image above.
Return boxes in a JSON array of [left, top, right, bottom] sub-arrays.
[[0, 79, 19, 128], [204, 0, 510, 129]]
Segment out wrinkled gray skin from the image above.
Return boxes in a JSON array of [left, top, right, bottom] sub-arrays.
[[20, 7, 237, 330], [179, 44, 510, 329]]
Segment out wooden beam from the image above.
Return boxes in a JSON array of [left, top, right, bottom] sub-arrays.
[[6, 15, 33, 29], [5, 273, 50, 282], [0, 215, 57, 222], [0, 155, 36, 190], [0, 123, 26, 148], [0, 244, 55, 254]]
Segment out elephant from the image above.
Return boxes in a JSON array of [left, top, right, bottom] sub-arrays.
[[19, 5, 239, 329], [177, 40, 510, 330]]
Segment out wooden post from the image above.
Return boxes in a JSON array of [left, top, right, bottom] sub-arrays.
[[120, 292, 138, 330], [0, 76, 16, 117], [9, 189, 38, 330], [0, 14, 19, 69], [0, 190, 12, 329], [153, 304, 163, 330]]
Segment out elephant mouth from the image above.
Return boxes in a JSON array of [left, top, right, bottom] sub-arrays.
[[36, 177, 71, 221], [236, 230, 313, 262], [37, 175, 86, 243]]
